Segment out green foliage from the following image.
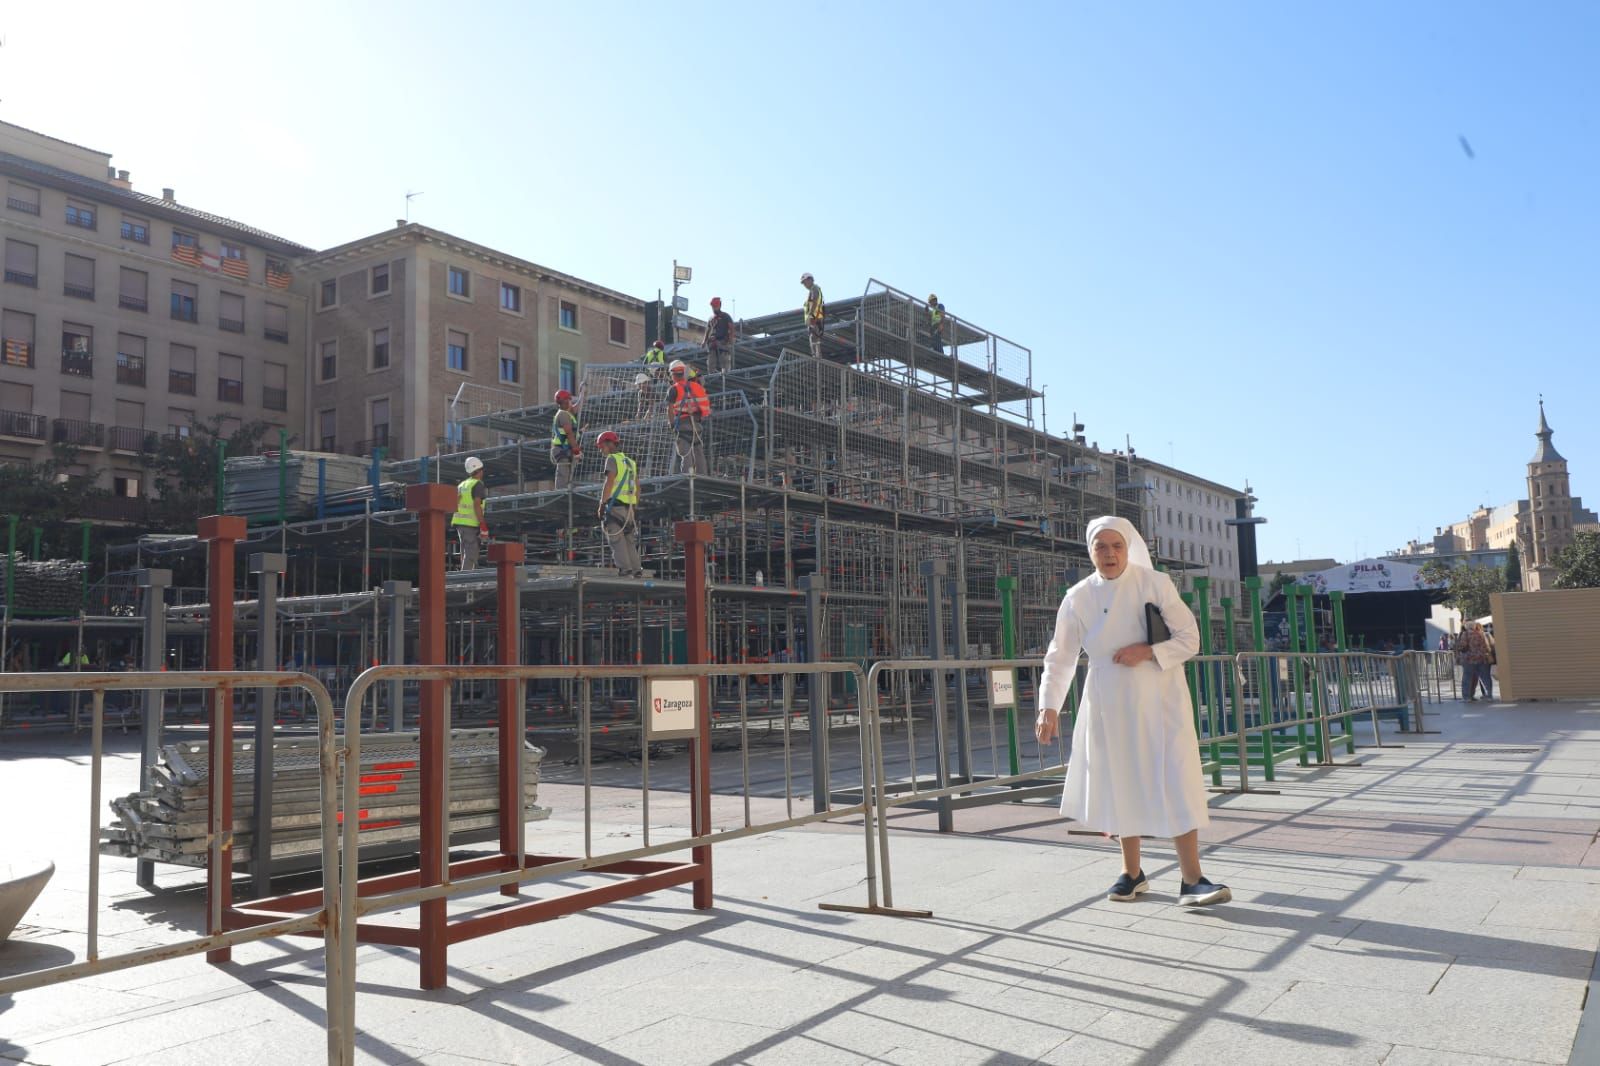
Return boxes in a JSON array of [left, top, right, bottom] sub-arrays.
[[1553, 531, 1600, 589], [1503, 542, 1521, 591], [1419, 558, 1506, 619], [147, 415, 283, 530], [1266, 571, 1295, 600]]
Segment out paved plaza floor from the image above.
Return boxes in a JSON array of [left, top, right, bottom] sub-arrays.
[[4, 694, 1600, 1065]]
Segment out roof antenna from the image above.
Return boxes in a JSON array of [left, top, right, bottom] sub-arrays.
[[404, 190, 424, 222]]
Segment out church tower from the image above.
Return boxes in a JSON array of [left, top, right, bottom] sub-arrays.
[[1523, 399, 1573, 591]]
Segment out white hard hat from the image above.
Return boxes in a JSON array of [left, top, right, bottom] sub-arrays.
[[464, 456, 484, 473], [800, 271, 813, 284], [669, 359, 687, 372], [635, 372, 651, 385]]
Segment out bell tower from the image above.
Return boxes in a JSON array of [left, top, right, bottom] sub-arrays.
[[1523, 399, 1572, 591]]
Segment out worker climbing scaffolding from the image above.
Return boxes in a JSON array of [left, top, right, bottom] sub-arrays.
[[596, 431, 643, 577], [452, 456, 488, 569], [666, 359, 709, 476], [550, 389, 582, 489]]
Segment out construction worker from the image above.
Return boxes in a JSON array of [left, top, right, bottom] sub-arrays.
[[643, 338, 666, 374], [666, 359, 710, 476], [595, 431, 643, 578], [702, 297, 736, 373], [452, 456, 489, 570], [801, 272, 824, 359], [925, 293, 946, 351], [633, 372, 656, 421], [550, 388, 582, 489]]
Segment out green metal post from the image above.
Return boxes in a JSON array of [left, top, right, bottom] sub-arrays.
[[216, 441, 227, 515], [1220, 596, 1244, 777], [996, 575, 1020, 776], [277, 429, 289, 526], [30, 526, 42, 561], [1302, 586, 1329, 760], [1246, 576, 1265, 652], [1192, 579, 1221, 784], [1243, 576, 1273, 780]]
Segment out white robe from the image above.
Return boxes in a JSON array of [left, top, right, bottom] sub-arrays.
[[1038, 565, 1210, 838]]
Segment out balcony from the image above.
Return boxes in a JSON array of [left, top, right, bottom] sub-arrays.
[[116, 355, 146, 387], [219, 317, 245, 334], [264, 327, 290, 343], [108, 425, 157, 453], [352, 429, 391, 455], [51, 417, 104, 448], [217, 378, 243, 404], [0, 409, 47, 440], [64, 283, 95, 301], [119, 295, 148, 312], [168, 369, 196, 395], [263, 386, 288, 412], [2, 340, 33, 368], [61, 348, 94, 377], [4, 270, 37, 287], [6, 197, 39, 215]]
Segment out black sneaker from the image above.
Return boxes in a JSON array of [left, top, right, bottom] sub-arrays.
[[1178, 878, 1232, 906], [1107, 870, 1149, 902]]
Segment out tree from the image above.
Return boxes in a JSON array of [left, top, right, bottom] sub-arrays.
[[1553, 531, 1600, 589], [147, 415, 283, 530], [1266, 571, 1296, 601], [1419, 559, 1505, 620], [1503, 542, 1521, 591]]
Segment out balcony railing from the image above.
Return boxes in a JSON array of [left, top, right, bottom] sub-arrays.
[[6, 197, 39, 215], [119, 295, 148, 312], [108, 425, 157, 453], [116, 355, 146, 387], [218, 317, 245, 334], [61, 348, 94, 377], [319, 436, 337, 452], [168, 369, 197, 395], [264, 327, 290, 343], [64, 283, 94, 301], [4, 270, 37, 287], [0, 409, 47, 440], [217, 378, 243, 403], [51, 417, 104, 448], [263, 386, 288, 412], [2, 340, 33, 368], [352, 430, 391, 455]]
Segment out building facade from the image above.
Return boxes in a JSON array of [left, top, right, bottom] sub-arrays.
[[1134, 458, 1249, 603], [294, 224, 651, 460], [0, 121, 310, 505]]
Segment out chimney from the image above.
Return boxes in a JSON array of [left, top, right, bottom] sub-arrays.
[[162, 188, 175, 202], [110, 169, 132, 190], [396, 219, 407, 228]]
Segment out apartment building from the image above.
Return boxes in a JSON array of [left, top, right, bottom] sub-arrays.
[[0, 121, 311, 503], [1135, 458, 1248, 603], [295, 223, 651, 460]]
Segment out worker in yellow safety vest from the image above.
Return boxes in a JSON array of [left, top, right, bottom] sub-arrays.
[[643, 338, 666, 372], [801, 272, 824, 359], [452, 456, 488, 569], [596, 431, 643, 577], [550, 388, 582, 489], [925, 293, 946, 351]]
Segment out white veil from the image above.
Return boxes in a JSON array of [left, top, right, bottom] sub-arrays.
[[1085, 515, 1153, 572]]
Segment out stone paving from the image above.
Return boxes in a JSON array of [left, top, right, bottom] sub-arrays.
[[3, 694, 1600, 1065]]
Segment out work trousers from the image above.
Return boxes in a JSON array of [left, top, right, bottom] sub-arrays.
[[807, 320, 824, 360], [602, 503, 641, 575], [551, 446, 575, 489], [455, 523, 481, 570], [675, 423, 708, 476]]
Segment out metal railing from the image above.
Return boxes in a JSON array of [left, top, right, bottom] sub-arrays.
[[3, 270, 36, 287], [169, 368, 197, 394], [0, 670, 349, 1065], [119, 295, 148, 312], [264, 327, 290, 343], [0, 408, 47, 439], [63, 283, 95, 300], [108, 425, 156, 453], [1407, 650, 1459, 703], [219, 317, 245, 333], [7, 196, 40, 214], [116, 355, 147, 386], [61, 348, 94, 376], [217, 379, 244, 403], [52, 417, 104, 447], [263, 386, 288, 411]]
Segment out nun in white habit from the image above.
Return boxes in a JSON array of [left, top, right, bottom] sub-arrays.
[[1035, 515, 1231, 906]]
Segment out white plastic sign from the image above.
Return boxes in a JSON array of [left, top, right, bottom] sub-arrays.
[[646, 677, 700, 740], [989, 668, 1016, 708]]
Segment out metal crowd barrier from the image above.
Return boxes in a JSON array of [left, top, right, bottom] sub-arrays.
[[1406, 649, 1460, 704], [0, 670, 349, 1066]]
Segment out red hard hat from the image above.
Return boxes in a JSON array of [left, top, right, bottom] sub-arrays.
[[597, 431, 620, 448], [554, 389, 572, 404], [710, 296, 722, 307]]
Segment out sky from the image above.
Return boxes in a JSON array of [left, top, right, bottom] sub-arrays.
[[1, 1, 1594, 563]]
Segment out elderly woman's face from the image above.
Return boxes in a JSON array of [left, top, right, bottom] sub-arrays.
[[1091, 530, 1128, 579]]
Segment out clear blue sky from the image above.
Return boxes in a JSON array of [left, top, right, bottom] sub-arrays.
[[3, 1, 1594, 562]]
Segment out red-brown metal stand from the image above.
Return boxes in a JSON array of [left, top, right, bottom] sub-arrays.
[[676, 520, 715, 909], [407, 484, 454, 989], [199, 514, 245, 964], [491, 540, 525, 898]]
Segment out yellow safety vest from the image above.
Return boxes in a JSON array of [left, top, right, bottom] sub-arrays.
[[644, 345, 665, 364], [452, 477, 480, 527], [930, 304, 944, 329], [607, 452, 638, 506], [804, 286, 824, 323], [551, 409, 579, 448]]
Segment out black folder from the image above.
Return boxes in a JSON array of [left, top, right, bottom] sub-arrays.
[[1145, 602, 1171, 645]]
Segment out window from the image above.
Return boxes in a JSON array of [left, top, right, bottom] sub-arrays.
[[446, 329, 468, 372], [448, 266, 470, 298], [115, 334, 147, 387], [113, 473, 141, 499], [319, 278, 337, 309], [4, 239, 38, 287], [318, 409, 337, 452], [264, 302, 289, 343], [217, 354, 243, 403], [558, 300, 578, 331], [1, 381, 35, 419], [170, 280, 198, 322], [370, 398, 390, 447], [120, 217, 150, 243], [371, 327, 390, 370], [168, 408, 195, 439], [559, 358, 577, 394], [319, 339, 338, 382], [608, 315, 628, 346], [219, 291, 245, 333], [263, 362, 287, 411], [370, 263, 390, 296], [61, 323, 93, 377], [2, 310, 35, 369], [220, 241, 247, 280], [171, 230, 199, 267], [63, 254, 95, 300], [499, 342, 519, 384], [6, 182, 39, 215], [168, 344, 197, 394], [500, 282, 521, 312], [56, 391, 97, 447], [119, 267, 148, 312], [65, 202, 97, 229], [112, 401, 146, 452]]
